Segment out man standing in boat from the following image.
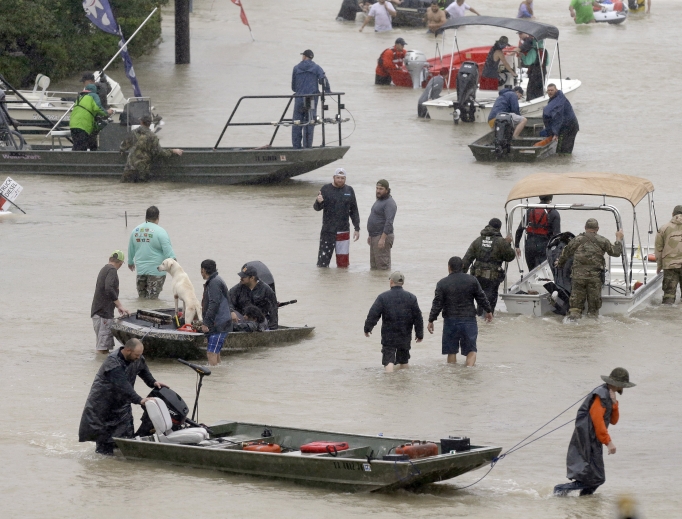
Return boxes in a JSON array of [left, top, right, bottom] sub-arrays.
[[79, 338, 168, 455], [655, 205, 682, 304], [119, 114, 183, 183], [556, 218, 623, 319], [199, 259, 232, 366], [91, 250, 130, 355], [291, 49, 330, 149], [313, 168, 361, 268], [462, 218, 516, 315], [514, 195, 561, 271], [364, 271, 423, 372], [541, 84, 580, 154], [554, 368, 636, 496]]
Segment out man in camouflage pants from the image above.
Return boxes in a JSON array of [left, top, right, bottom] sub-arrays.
[[655, 205, 682, 304], [119, 114, 183, 183], [557, 218, 623, 318]]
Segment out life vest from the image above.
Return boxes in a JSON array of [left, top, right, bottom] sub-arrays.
[[526, 208, 551, 236], [376, 47, 406, 77]]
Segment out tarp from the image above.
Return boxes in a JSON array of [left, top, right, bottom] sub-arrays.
[[506, 172, 655, 207], [436, 16, 560, 41]]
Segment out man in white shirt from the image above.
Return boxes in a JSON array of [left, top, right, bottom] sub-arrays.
[[445, 0, 481, 18], [360, 0, 397, 33]]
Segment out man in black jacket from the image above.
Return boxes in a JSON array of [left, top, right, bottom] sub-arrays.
[[313, 168, 361, 268], [229, 265, 278, 329], [199, 259, 232, 366], [364, 271, 424, 372], [427, 257, 492, 366], [79, 338, 167, 455]]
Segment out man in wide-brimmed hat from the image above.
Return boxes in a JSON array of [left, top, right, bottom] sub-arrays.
[[554, 368, 636, 496]]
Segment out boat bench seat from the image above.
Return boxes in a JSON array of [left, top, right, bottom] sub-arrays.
[[147, 398, 209, 445]]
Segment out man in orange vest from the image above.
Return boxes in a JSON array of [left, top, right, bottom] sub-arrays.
[[375, 37, 407, 85], [514, 195, 561, 270]]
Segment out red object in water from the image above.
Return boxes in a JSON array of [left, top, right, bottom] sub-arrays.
[[243, 442, 282, 453], [395, 442, 439, 460], [300, 441, 350, 454]]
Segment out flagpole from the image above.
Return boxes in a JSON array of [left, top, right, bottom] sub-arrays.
[[100, 7, 159, 74]]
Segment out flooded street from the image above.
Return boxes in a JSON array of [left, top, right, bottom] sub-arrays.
[[2, 0, 682, 516]]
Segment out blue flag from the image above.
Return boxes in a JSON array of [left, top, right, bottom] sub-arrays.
[[82, 0, 143, 97]]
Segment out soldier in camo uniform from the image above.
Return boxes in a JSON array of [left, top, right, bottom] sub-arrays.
[[557, 218, 623, 318], [655, 205, 682, 304], [119, 114, 183, 183], [462, 218, 516, 315]]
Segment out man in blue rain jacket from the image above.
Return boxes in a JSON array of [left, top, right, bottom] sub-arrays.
[[291, 49, 331, 149]]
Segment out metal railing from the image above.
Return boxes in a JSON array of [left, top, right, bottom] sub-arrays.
[[213, 92, 347, 150]]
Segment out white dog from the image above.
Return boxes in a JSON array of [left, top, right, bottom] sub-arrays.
[[157, 258, 203, 325]]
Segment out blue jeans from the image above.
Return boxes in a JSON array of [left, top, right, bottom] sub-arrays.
[[292, 98, 317, 149]]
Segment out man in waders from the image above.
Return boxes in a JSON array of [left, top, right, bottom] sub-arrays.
[[514, 195, 561, 271], [554, 367, 636, 496]]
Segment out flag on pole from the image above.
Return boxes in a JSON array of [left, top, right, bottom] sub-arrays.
[[82, 0, 143, 97], [230, 0, 251, 28]]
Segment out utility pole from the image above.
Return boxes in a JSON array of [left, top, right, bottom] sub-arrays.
[[175, 0, 190, 64]]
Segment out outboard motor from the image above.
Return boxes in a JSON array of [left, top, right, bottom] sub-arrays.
[[493, 113, 515, 156], [417, 75, 444, 118], [544, 232, 575, 315], [405, 50, 428, 89], [453, 61, 478, 123]]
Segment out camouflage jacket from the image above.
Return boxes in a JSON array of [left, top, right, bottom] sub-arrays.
[[120, 126, 172, 173], [462, 225, 516, 278], [655, 214, 682, 270], [557, 232, 622, 279]]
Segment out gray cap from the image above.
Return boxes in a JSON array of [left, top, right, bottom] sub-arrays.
[[585, 218, 599, 230], [673, 205, 682, 216], [389, 271, 405, 285]]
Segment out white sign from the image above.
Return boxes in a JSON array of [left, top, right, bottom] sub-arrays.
[[0, 177, 22, 211]]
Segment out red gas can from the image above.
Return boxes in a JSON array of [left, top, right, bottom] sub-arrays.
[[243, 442, 282, 453], [395, 441, 439, 460], [300, 441, 349, 454]]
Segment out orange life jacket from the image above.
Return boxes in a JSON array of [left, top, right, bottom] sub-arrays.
[[526, 208, 551, 236]]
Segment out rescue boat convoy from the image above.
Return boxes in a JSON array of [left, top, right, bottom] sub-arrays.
[[2, 0, 673, 501]]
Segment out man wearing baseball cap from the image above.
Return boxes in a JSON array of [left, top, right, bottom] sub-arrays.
[[313, 168, 360, 268], [374, 37, 407, 85], [480, 35, 518, 91], [367, 179, 397, 270], [91, 250, 130, 354], [229, 265, 278, 329], [291, 49, 330, 149], [364, 271, 423, 372], [555, 368, 636, 496]]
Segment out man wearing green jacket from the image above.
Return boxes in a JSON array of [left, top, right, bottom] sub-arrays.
[[69, 86, 113, 151], [127, 206, 176, 299]]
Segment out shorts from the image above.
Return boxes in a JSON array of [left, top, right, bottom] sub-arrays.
[[381, 346, 410, 366], [206, 332, 228, 354], [92, 315, 115, 351], [442, 317, 478, 356], [488, 112, 525, 128]]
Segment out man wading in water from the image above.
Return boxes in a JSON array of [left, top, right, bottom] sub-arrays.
[[554, 368, 636, 496]]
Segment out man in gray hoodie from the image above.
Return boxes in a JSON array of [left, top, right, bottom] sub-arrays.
[[367, 179, 397, 270]]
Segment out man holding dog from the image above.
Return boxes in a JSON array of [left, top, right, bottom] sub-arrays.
[[230, 265, 278, 330], [128, 206, 176, 299], [199, 260, 232, 366], [91, 250, 130, 354]]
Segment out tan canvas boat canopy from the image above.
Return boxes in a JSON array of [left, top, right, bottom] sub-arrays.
[[506, 172, 655, 207]]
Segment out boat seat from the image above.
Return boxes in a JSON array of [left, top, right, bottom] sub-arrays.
[[146, 397, 209, 445]]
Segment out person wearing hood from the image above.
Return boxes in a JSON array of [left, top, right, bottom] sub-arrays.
[[554, 368, 636, 496], [367, 179, 397, 270], [480, 36, 518, 91], [655, 205, 682, 304], [291, 49, 331, 149], [541, 83, 579, 154], [487, 86, 527, 137], [462, 218, 516, 315], [81, 73, 106, 111], [69, 81, 113, 151], [78, 338, 168, 455]]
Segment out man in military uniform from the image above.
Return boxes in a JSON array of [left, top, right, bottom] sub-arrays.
[[119, 114, 183, 183], [462, 218, 516, 315], [655, 205, 682, 304], [557, 218, 623, 318]]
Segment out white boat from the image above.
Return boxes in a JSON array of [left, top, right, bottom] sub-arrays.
[[501, 172, 663, 317], [422, 17, 581, 124], [594, 2, 628, 24]]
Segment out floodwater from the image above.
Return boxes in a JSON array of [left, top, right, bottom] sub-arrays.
[[2, 0, 681, 517]]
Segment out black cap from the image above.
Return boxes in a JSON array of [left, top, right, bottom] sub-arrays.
[[489, 218, 502, 230], [81, 72, 95, 82], [238, 265, 259, 278], [513, 86, 524, 95], [395, 37, 407, 46], [301, 49, 314, 59]]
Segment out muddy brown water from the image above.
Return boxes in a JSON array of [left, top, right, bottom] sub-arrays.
[[1, 1, 681, 517]]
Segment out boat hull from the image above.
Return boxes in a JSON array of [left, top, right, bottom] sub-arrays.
[[115, 420, 501, 492], [0, 146, 349, 184], [469, 119, 556, 162]]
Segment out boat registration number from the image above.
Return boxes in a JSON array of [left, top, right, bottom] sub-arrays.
[[255, 155, 286, 162], [332, 461, 371, 472]]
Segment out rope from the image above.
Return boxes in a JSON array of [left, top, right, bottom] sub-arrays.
[[451, 388, 598, 491]]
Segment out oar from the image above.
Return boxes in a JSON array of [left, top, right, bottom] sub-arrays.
[[277, 300, 297, 308]]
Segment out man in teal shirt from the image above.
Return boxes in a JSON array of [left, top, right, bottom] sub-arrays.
[[128, 206, 176, 299]]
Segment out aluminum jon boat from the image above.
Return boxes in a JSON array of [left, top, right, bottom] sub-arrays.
[[501, 172, 663, 316], [468, 118, 557, 162], [115, 419, 501, 492]]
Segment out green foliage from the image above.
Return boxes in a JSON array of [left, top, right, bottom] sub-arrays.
[[0, 0, 168, 88]]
